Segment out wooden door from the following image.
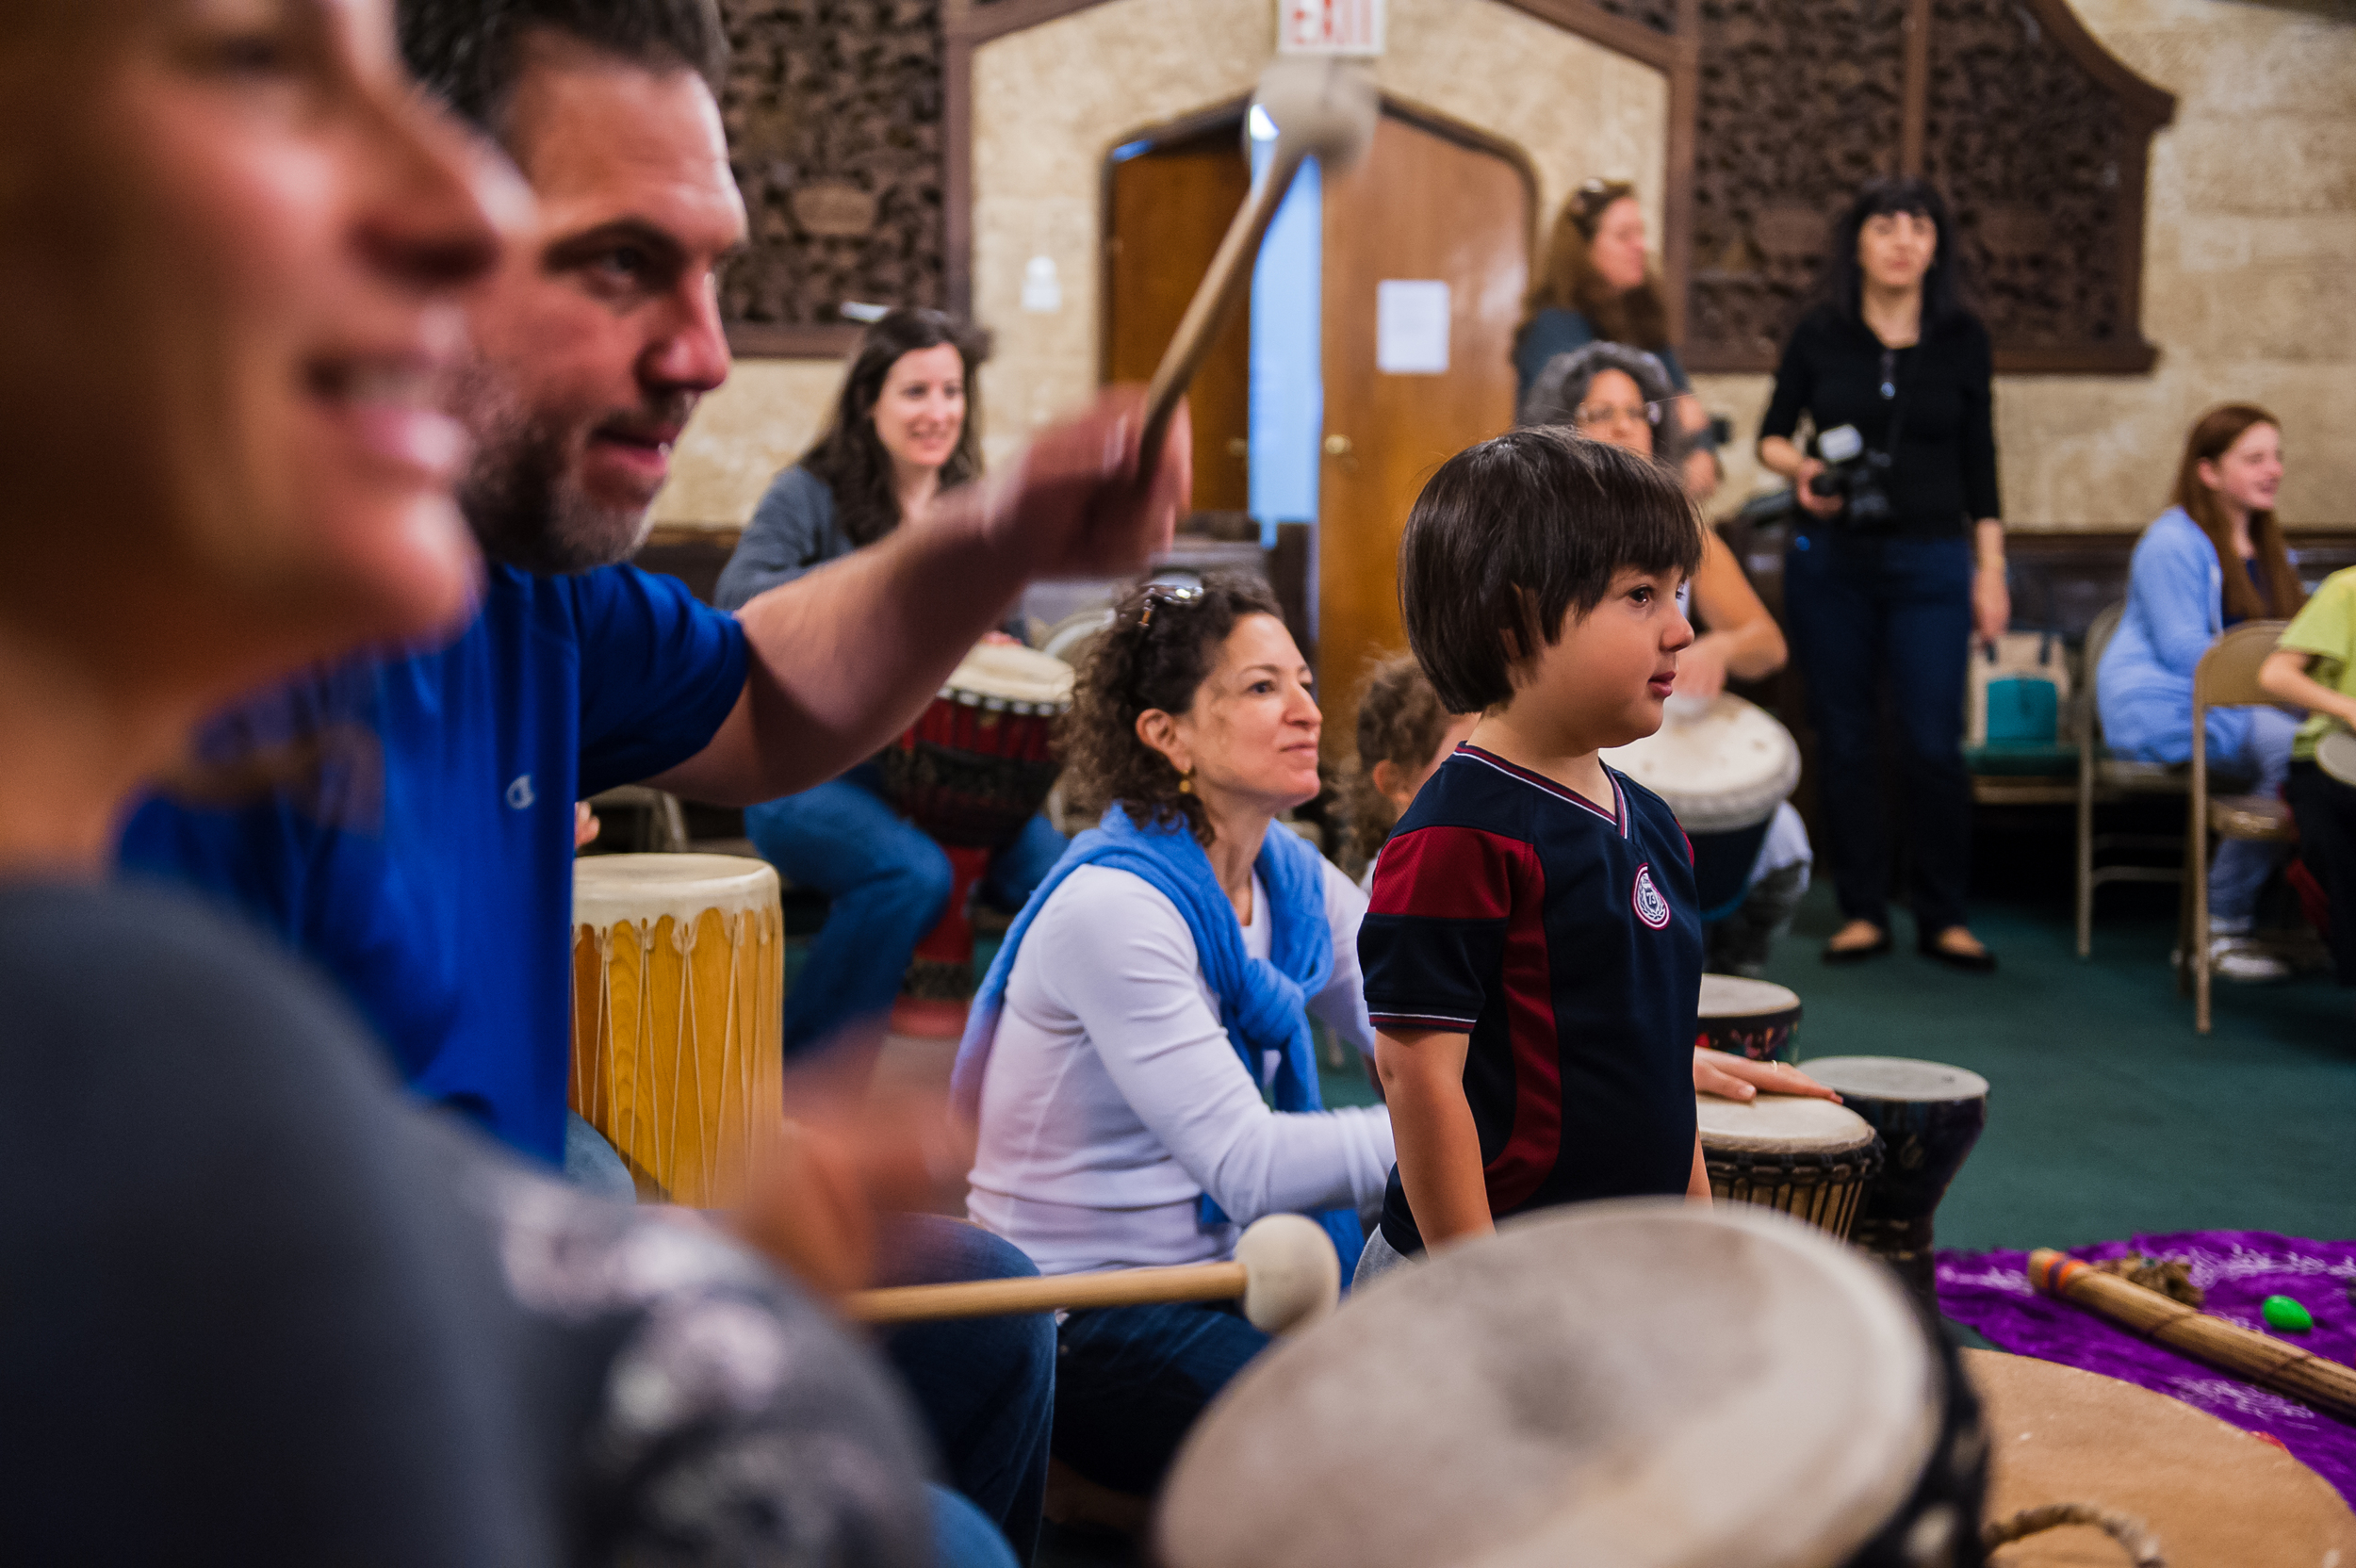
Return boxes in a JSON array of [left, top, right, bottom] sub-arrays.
[[1318, 109, 1530, 738], [1104, 122, 1252, 514]]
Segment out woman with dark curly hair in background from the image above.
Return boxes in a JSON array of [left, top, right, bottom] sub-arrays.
[[948, 575, 1393, 1499]]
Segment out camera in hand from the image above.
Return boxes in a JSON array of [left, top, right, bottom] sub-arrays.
[[1809, 424, 1896, 531]]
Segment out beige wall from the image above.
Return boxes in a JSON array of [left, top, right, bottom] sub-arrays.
[[662, 0, 2353, 534], [1697, 0, 2356, 531]]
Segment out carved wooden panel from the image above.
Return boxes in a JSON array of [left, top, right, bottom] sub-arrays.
[[719, 0, 946, 354], [1686, 0, 1910, 367]]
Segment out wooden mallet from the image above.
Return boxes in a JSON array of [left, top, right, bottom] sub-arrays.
[[2030, 1249, 2356, 1422], [1136, 56, 1380, 477], [847, 1214, 1342, 1336]]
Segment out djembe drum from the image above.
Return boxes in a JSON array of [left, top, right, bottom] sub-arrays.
[[1802, 1056, 1989, 1315], [1158, 1201, 1988, 1568], [1695, 1091, 1881, 1240], [570, 853, 786, 1206], [1601, 693, 1800, 919], [1694, 973, 1803, 1061], [877, 642, 1073, 1037]]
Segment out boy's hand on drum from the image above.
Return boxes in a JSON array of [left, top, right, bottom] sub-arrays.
[[973, 388, 1189, 580], [1693, 1048, 1841, 1103], [573, 801, 600, 849], [728, 1049, 976, 1302]]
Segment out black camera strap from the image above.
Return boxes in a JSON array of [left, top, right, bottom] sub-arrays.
[[1875, 342, 1914, 466]]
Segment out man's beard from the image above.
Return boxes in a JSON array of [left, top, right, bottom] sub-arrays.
[[450, 372, 663, 577]]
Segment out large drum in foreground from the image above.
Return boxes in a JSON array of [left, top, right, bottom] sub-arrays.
[[1802, 1056, 1989, 1314], [1696, 1091, 1880, 1239], [878, 642, 1073, 1036], [1159, 1201, 1986, 1568], [570, 853, 786, 1206], [1602, 693, 1800, 917]]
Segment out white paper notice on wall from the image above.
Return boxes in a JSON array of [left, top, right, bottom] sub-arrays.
[[1279, 0, 1385, 54], [1376, 279, 1449, 374]]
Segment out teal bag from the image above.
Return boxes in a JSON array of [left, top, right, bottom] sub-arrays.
[[1982, 673, 2060, 745]]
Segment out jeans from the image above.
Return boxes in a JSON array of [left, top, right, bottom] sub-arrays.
[[1783, 531, 1975, 935], [1052, 1299, 1269, 1494], [2203, 706, 2299, 931], [744, 764, 1066, 1056], [875, 1217, 1055, 1564], [930, 1484, 1019, 1568], [2286, 761, 2356, 984]]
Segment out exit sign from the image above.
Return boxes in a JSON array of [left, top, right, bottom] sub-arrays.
[[1279, 0, 1383, 55]]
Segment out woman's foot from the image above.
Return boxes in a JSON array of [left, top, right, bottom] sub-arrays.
[[1823, 920, 1891, 964], [1920, 925, 1997, 973]]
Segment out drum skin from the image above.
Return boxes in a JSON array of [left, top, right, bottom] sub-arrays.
[[1694, 973, 1802, 1062], [569, 854, 786, 1207], [1696, 1092, 1881, 1241], [1157, 1201, 1985, 1568], [1800, 1057, 1988, 1308], [1966, 1349, 2356, 1565], [1599, 694, 1801, 835]]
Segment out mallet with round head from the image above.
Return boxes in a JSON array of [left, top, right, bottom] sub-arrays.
[[845, 1213, 1340, 1335], [1137, 56, 1380, 474]]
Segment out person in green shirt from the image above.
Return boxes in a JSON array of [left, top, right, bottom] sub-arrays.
[[2259, 565, 2356, 992]]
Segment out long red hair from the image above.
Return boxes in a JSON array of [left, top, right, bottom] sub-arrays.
[[2173, 404, 2302, 622]]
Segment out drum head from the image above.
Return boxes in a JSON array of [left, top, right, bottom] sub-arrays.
[[1802, 1056, 1989, 1103], [1697, 973, 1801, 1023], [1695, 1092, 1876, 1154], [1039, 608, 1113, 667], [573, 851, 779, 927], [1157, 1201, 1939, 1568], [946, 642, 1073, 710], [2317, 727, 2356, 788], [1598, 694, 1800, 833]]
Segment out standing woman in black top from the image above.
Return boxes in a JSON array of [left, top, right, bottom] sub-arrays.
[[1757, 178, 2009, 971]]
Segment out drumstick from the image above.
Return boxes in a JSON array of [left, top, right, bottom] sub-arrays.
[[1137, 57, 1380, 477], [2029, 1249, 2356, 1421], [848, 1214, 1340, 1336]]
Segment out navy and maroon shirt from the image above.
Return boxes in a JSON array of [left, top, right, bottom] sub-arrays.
[[1360, 743, 1703, 1254]]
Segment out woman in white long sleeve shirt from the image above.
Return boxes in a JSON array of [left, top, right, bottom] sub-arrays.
[[955, 576, 1392, 1495]]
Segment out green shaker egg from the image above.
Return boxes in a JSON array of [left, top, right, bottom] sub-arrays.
[[2261, 1296, 2314, 1333]]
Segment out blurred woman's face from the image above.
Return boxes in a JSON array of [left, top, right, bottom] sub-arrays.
[[2198, 421, 2283, 519], [871, 343, 967, 482], [1857, 210, 1938, 296], [1589, 197, 1648, 294], [0, 0, 519, 693], [1573, 368, 1655, 458]]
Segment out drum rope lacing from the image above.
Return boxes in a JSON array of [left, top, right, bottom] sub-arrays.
[[1982, 1501, 2164, 1566]]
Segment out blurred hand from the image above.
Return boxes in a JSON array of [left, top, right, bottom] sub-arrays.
[[574, 801, 600, 849], [1693, 1048, 1841, 1103], [1676, 636, 1730, 703], [975, 387, 1188, 580], [1973, 563, 2011, 653], [1792, 458, 1843, 518], [728, 1047, 975, 1301]]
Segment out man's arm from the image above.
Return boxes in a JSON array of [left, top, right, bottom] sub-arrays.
[[1372, 1025, 1491, 1250], [652, 392, 1188, 806]]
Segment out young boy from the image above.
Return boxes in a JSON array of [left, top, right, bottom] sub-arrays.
[[2259, 564, 2356, 1001], [1358, 427, 1708, 1280]]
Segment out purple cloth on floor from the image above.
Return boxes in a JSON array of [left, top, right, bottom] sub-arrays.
[[1939, 1233, 2356, 1508]]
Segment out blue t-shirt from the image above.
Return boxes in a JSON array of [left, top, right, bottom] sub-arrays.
[[118, 563, 749, 1166], [1359, 744, 1702, 1254]]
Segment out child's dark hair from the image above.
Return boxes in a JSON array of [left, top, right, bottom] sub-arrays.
[[1059, 574, 1287, 845], [1342, 657, 1456, 860], [1399, 426, 1701, 714]]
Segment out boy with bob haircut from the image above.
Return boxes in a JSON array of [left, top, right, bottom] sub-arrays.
[[1358, 427, 1709, 1277]]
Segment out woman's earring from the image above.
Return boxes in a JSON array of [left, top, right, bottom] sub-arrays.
[[1178, 770, 1194, 794]]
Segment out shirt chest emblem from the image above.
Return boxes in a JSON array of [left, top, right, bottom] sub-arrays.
[[505, 774, 536, 810], [1631, 862, 1672, 930]]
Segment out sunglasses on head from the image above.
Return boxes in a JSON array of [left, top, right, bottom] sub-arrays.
[[1135, 582, 1203, 629]]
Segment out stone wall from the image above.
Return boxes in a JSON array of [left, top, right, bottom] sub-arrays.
[[1696, 0, 2356, 531], [659, 0, 2354, 534]]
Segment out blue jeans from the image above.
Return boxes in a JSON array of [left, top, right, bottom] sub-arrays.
[[876, 1217, 1055, 1564], [744, 765, 1066, 1056], [1784, 532, 1976, 935], [1052, 1299, 1269, 1494], [2205, 706, 2298, 930]]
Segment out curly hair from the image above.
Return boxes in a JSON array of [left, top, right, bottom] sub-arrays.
[[1520, 340, 1695, 473], [1057, 574, 1286, 845], [1340, 656, 1457, 860]]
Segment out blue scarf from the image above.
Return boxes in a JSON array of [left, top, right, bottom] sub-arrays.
[[952, 806, 1365, 1276]]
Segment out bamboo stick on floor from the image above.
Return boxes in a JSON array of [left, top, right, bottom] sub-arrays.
[[2029, 1249, 2356, 1422]]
